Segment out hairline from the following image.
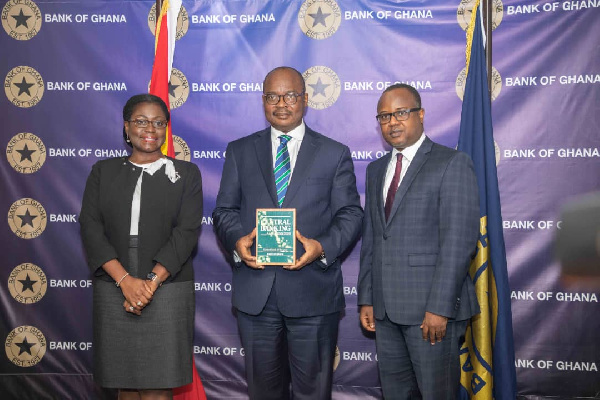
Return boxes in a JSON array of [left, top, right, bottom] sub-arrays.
[[263, 66, 306, 94], [377, 84, 422, 111]]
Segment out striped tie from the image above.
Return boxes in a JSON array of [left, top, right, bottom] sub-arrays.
[[274, 135, 292, 207]]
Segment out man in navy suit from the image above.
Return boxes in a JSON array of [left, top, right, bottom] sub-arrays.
[[358, 84, 480, 399], [213, 66, 363, 400]]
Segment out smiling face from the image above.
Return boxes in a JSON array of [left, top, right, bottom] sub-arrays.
[[377, 88, 425, 150], [263, 68, 307, 133], [124, 102, 167, 163]]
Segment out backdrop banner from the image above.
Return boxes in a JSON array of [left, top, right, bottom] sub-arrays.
[[1, 1, 598, 398]]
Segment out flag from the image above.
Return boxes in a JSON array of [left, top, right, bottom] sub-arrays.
[[457, 1, 517, 399], [149, 0, 181, 158], [173, 360, 207, 400], [150, 2, 207, 398]]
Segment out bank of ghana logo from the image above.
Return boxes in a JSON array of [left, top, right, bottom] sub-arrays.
[[173, 135, 191, 161], [8, 263, 47, 304], [2, 0, 42, 40], [6, 132, 46, 174], [168, 68, 189, 109], [7, 198, 47, 239], [4, 66, 44, 108], [149, 68, 189, 109], [298, 0, 341, 40], [457, 0, 504, 31], [302, 66, 341, 110], [455, 66, 502, 102], [5, 325, 46, 367], [148, 3, 189, 40]]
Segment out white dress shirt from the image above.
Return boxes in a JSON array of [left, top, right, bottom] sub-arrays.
[[270, 120, 306, 181], [383, 133, 426, 201]]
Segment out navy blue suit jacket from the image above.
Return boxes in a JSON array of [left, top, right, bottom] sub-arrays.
[[213, 127, 363, 317], [358, 137, 480, 324]]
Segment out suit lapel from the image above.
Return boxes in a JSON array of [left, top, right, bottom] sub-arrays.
[[254, 128, 278, 206], [281, 128, 320, 207], [386, 137, 433, 226], [376, 153, 392, 229]]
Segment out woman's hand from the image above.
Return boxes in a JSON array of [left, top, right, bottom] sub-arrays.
[[123, 300, 141, 315], [119, 275, 153, 313]]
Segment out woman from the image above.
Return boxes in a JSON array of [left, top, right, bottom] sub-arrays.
[[80, 94, 202, 400]]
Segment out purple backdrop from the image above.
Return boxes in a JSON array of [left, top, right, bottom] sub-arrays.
[[1, 0, 599, 398]]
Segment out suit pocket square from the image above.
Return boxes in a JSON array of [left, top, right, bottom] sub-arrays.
[[408, 253, 438, 266]]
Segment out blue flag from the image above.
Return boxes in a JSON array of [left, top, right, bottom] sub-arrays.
[[457, 3, 517, 399]]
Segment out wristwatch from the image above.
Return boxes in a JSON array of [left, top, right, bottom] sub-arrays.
[[146, 272, 162, 287]]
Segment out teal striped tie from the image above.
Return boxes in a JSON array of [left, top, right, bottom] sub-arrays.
[[274, 135, 292, 207]]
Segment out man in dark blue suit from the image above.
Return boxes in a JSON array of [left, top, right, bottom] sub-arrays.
[[358, 84, 480, 399], [213, 66, 363, 400]]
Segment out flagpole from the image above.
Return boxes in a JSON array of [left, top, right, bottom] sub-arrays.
[[483, 0, 492, 93], [156, 0, 163, 21]]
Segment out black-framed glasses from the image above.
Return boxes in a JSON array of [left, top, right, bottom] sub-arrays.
[[128, 119, 168, 129], [375, 108, 421, 124], [263, 91, 305, 105]]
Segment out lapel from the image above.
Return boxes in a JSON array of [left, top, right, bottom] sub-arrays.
[[281, 127, 320, 207], [253, 128, 278, 206], [375, 152, 392, 229], [385, 136, 433, 227]]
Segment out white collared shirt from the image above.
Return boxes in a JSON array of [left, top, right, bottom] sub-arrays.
[[270, 120, 306, 180], [383, 132, 426, 201], [129, 158, 179, 235]]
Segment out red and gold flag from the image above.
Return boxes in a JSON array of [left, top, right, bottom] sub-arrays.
[[149, 0, 181, 158], [150, 2, 207, 398]]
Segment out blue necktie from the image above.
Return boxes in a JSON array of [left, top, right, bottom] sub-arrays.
[[274, 135, 292, 207]]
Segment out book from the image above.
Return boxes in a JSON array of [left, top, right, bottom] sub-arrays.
[[256, 208, 296, 265]]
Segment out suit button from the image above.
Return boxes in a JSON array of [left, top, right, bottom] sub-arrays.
[[383, 233, 388, 240]]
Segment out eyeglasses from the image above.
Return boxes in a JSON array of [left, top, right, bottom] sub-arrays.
[[375, 108, 421, 124], [263, 92, 305, 106], [128, 119, 168, 129]]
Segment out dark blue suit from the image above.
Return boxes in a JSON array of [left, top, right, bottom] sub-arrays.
[[213, 126, 363, 399], [358, 137, 480, 399]]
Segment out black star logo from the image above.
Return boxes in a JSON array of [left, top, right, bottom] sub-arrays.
[[175, 150, 181, 158], [18, 274, 38, 293], [11, 8, 32, 29], [16, 144, 36, 162], [168, 81, 179, 98], [14, 77, 34, 97], [308, 7, 330, 28], [16, 337, 35, 356], [17, 208, 37, 228], [308, 77, 330, 98]]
